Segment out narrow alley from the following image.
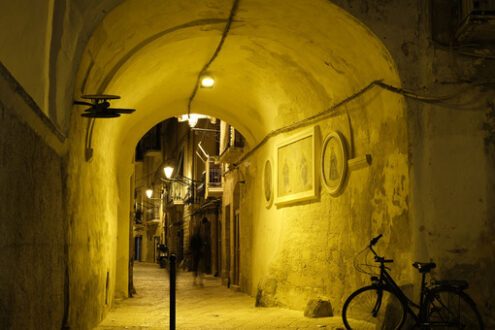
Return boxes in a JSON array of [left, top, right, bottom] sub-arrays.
[[2, 1, 495, 329], [96, 263, 343, 329]]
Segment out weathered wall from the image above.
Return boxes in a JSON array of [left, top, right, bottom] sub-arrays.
[[236, 88, 410, 311], [0, 65, 66, 329], [331, 0, 495, 324], [216, 3, 495, 326], [64, 105, 125, 329]]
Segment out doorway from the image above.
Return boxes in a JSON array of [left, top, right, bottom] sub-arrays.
[[134, 236, 142, 261], [153, 236, 160, 263], [233, 209, 240, 286], [224, 204, 231, 283], [216, 216, 222, 277]]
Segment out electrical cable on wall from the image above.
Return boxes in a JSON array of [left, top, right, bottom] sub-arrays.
[[432, 40, 495, 60], [231, 79, 495, 169]]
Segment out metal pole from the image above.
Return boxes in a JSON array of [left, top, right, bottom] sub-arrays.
[[169, 254, 176, 330]]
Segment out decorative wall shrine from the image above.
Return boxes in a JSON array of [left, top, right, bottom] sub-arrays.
[[274, 126, 320, 206]]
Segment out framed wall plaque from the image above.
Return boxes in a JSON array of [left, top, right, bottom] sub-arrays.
[[275, 126, 319, 206], [321, 131, 348, 196], [263, 159, 274, 208]]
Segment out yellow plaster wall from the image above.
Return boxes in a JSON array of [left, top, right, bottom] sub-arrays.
[[235, 88, 410, 311], [64, 102, 122, 328], [0, 0, 53, 112]]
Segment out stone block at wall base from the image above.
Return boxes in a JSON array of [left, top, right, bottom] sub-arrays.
[[255, 278, 278, 307], [304, 299, 333, 318]]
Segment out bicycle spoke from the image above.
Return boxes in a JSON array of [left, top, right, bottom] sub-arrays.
[[342, 286, 405, 329], [426, 289, 483, 329]]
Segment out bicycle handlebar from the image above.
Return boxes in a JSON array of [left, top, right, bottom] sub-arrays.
[[368, 234, 393, 264]]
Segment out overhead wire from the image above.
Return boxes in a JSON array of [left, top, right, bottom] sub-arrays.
[[231, 79, 495, 168], [187, 0, 240, 116]]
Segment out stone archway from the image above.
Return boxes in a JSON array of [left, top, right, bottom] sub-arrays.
[[67, 0, 407, 326]]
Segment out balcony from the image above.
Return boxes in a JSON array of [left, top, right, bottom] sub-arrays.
[[205, 159, 223, 199], [145, 204, 160, 223], [218, 125, 244, 163], [167, 181, 187, 205]]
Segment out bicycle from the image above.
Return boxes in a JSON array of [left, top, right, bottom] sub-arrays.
[[341, 234, 484, 329]]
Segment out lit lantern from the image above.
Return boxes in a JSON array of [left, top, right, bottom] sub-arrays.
[[188, 114, 199, 127], [164, 166, 174, 179], [145, 189, 153, 198]]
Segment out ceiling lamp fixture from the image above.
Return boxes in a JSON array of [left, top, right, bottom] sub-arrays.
[[200, 74, 215, 88], [177, 113, 210, 128], [187, 114, 199, 127]]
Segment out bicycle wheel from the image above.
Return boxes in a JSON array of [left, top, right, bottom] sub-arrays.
[[426, 287, 484, 329], [342, 285, 406, 329]]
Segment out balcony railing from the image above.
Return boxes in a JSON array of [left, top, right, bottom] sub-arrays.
[[219, 125, 245, 163], [166, 180, 202, 205], [167, 181, 187, 205], [205, 159, 223, 198]]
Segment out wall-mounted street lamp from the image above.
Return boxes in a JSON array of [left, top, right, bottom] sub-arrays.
[[73, 94, 136, 161], [164, 166, 174, 179], [145, 188, 164, 200], [146, 189, 153, 199], [163, 159, 175, 179]]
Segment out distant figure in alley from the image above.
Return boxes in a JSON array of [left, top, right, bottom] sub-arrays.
[[190, 225, 205, 286]]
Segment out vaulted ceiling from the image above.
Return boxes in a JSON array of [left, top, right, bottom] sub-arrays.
[[73, 0, 399, 151]]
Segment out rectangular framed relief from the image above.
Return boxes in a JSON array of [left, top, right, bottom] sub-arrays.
[[275, 125, 319, 206]]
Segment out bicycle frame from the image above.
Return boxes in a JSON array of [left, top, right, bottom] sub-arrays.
[[370, 243, 428, 325], [375, 263, 422, 323], [371, 249, 463, 327]]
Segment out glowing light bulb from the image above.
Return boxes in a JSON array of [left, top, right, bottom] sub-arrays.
[[188, 114, 199, 127], [164, 166, 174, 179], [146, 189, 153, 198], [200, 76, 215, 88]]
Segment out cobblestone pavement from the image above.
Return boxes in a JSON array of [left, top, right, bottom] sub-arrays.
[[95, 262, 345, 329]]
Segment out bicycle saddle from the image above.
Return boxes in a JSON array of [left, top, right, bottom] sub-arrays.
[[412, 262, 436, 273]]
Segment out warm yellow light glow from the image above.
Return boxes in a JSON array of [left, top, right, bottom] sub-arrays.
[[200, 76, 215, 88], [188, 114, 199, 127], [164, 166, 174, 179], [177, 113, 212, 126], [145, 189, 153, 198]]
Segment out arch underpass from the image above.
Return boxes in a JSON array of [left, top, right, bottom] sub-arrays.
[[2, 1, 495, 329], [66, 0, 407, 327]]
